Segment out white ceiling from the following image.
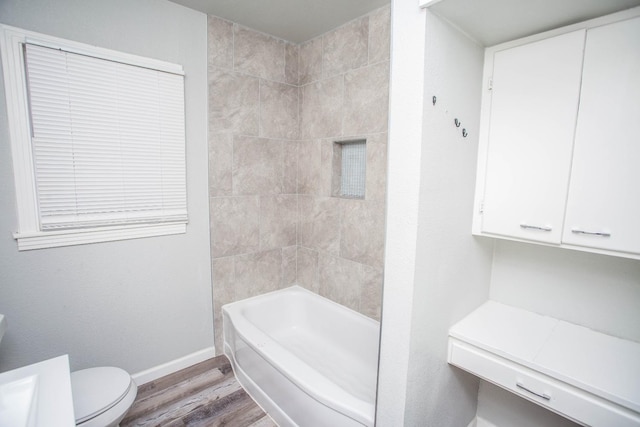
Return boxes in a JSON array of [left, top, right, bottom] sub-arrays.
[[171, 0, 640, 46], [428, 0, 640, 46], [169, 0, 390, 43]]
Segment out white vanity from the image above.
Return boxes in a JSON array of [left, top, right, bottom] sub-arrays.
[[449, 302, 640, 426], [0, 355, 76, 426], [0, 317, 75, 426]]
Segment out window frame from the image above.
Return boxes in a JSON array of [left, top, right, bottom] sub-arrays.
[[0, 24, 188, 250]]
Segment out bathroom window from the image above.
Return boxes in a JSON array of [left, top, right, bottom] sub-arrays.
[[1, 25, 187, 250], [332, 139, 367, 199]]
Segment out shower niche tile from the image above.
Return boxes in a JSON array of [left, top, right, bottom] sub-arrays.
[[332, 139, 367, 199]]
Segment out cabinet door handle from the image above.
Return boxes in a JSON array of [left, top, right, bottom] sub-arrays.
[[520, 223, 552, 232], [571, 228, 611, 237], [516, 382, 551, 401]]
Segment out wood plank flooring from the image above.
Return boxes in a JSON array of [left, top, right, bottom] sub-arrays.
[[121, 355, 277, 427]]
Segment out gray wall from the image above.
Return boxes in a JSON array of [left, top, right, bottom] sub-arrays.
[[491, 240, 640, 341], [0, 0, 213, 374]]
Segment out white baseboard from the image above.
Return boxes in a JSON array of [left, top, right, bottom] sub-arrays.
[[131, 346, 216, 386]]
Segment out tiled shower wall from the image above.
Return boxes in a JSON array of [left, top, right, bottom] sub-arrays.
[[208, 6, 390, 352]]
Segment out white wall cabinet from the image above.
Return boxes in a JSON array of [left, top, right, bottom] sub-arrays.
[[474, 14, 640, 259], [562, 17, 640, 255], [480, 30, 585, 245]]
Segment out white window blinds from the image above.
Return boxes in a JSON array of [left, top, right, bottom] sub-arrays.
[[24, 43, 187, 230]]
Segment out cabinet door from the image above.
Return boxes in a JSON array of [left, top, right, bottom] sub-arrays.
[[562, 17, 640, 255], [481, 30, 585, 244]]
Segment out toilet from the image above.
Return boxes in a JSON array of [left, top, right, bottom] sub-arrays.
[[70, 367, 137, 427]]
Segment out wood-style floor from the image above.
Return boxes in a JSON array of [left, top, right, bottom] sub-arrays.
[[121, 355, 277, 427]]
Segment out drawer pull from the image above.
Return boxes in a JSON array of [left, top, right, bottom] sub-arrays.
[[516, 382, 551, 401], [571, 228, 611, 237], [520, 223, 552, 232]]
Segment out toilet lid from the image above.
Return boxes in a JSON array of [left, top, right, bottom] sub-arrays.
[[71, 367, 132, 424]]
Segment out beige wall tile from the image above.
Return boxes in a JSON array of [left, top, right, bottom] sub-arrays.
[[297, 139, 321, 195], [297, 246, 319, 293], [299, 38, 322, 85], [323, 17, 368, 78], [207, 9, 390, 324], [207, 15, 234, 69], [234, 25, 285, 82], [260, 80, 299, 140], [285, 43, 299, 85], [318, 253, 363, 312], [299, 76, 343, 139], [366, 133, 388, 201], [210, 196, 260, 257], [298, 196, 341, 255], [208, 132, 233, 197], [320, 139, 335, 197], [282, 246, 297, 287], [368, 6, 391, 64], [340, 199, 386, 268], [282, 140, 298, 194], [212, 255, 235, 352], [343, 61, 389, 136], [362, 265, 383, 320], [212, 256, 236, 302], [208, 68, 259, 135], [260, 195, 297, 250], [331, 140, 343, 197], [233, 136, 283, 195], [235, 249, 283, 299], [213, 297, 224, 354]]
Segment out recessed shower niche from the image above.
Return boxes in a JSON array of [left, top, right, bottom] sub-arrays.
[[332, 139, 367, 199]]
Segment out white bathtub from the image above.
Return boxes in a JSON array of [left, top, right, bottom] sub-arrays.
[[222, 285, 380, 427]]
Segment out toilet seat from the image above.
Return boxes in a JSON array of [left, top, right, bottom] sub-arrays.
[[71, 367, 136, 425]]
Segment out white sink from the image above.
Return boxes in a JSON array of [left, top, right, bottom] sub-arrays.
[[0, 355, 75, 426], [0, 374, 39, 427]]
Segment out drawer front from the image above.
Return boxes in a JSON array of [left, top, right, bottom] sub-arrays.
[[449, 339, 640, 427]]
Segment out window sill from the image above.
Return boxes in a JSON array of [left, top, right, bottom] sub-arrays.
[[13, 222, 186, 251]]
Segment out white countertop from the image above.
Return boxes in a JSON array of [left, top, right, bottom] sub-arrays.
[[0, 355, 76, 426], [450, 301, 640, 414]]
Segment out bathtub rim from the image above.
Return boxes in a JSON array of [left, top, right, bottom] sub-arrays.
[[222, 285, 380, 426]]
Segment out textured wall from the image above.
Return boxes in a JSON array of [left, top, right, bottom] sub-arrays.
[[375, 1, 427, 424], [401, 10, 493, 427], [0, 0, 213, 374], [208, 6, 390, 352]]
